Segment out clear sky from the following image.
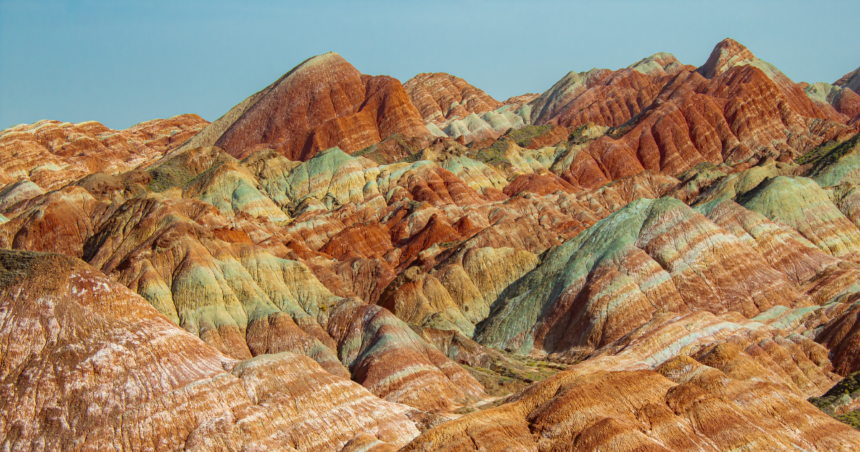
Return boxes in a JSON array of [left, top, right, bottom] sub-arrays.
[[1, 0, 858, 130]]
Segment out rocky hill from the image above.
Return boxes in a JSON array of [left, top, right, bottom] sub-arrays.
[[2, 38, 860, 451]]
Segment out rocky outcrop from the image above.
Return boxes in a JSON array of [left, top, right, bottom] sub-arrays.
[[836, 66, 860, 93], [0, 172, 484, 411], [406, 354, 858, 451], [529, 39, 854, 188], [475, 197, 813, 360]]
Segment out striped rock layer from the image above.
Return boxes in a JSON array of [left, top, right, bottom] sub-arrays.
[[2, 38, 860, 451]]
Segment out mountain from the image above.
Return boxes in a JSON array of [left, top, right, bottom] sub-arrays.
[[404, 72, 502, 125], [179, 52, 433, 161], [836, 66, 860, 93], [2, 38, 860, 450]]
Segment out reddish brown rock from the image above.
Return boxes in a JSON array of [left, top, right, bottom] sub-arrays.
[[503, 172, 576, 196], [0, 114, 208, 191], [183, 52, 432, 160], [834, 87, 860, 119], [404, 73, 502, 125], [405, 366, 860, 451], [501, 93, 539, 108], [538, 68, 665, 129]]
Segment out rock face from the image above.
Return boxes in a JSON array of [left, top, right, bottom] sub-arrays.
[[4, 37, 860, 450], [476, 197, 812, 360], [183, 52, 432, 161], [405, 365, 859, 451], [805, 82, 860, 120]]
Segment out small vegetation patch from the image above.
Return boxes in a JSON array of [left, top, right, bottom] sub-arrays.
[[355, 134, 420, 164], [796, 133, 859, 172], [147, 163, 195, 192], [567, 124, 588, 144], [458, 351, 566, 398], [810, 370, 860, 430], [507, 124, 553, 147], [837, 410, 860, 430], [394, 152, 422, 164]]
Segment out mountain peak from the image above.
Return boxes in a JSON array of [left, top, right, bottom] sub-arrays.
[[180, 52, 430, 160], [697, 38, 757, 79]]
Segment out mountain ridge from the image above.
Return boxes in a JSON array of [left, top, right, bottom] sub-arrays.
[[3, 37, 860, 450]]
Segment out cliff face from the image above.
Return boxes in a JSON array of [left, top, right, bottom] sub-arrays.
[[3, 38, 860, 450]]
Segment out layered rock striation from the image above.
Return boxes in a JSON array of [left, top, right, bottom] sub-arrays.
[[3, 37, 860, 450]]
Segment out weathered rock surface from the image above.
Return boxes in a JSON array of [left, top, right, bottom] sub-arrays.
[[476, 197, 815, 360], [406, 358, 859, 451], [525, 39, 855, 189], [836, 66, 860, 93]]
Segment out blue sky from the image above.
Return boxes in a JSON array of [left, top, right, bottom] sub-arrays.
[[1, 0, 858, 130]]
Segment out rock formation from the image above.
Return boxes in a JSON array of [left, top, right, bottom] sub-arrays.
[[0, 114, 207, 191], [3, 37, 860, 450], [0, 249, 421, 450], [836, 66, 860, 93], [404, 73, 502, 125], [181, 53, 432, 161]]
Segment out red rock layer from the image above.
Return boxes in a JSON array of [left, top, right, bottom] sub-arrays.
[[404, 72, 502, 124], [503, 172, 576, 196], [185, 52, 431, 161], [541, 68, 666, 129], [404, 366, 860, 451], [0, 114, 208, 191], [531, 39, 852, 186], [833, 87, 860, 118], [558, 68, 851, 186], [501, 93, 539, 108]]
